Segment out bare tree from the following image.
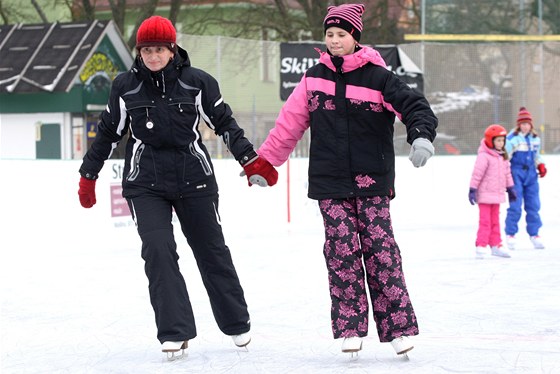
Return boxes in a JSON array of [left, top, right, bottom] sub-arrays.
[[62, 0, 95, 21], [31, 0, 48, 22], [171, 0, 411, 44], [108, 0, 126, 32], [168, 0, 182, 25], [0, 0, 20, 24], [126, 0, 160, 49]]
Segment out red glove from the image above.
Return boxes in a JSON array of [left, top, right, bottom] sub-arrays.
[[242, 157, 278, 187], [537, 163, 547, 178], [78, 177, 97, 208]]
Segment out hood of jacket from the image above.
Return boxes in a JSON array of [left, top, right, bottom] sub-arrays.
[[318, 45, 388, 74]]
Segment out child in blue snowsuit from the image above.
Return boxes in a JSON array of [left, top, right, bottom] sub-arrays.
[[504, 107, 547, 250]]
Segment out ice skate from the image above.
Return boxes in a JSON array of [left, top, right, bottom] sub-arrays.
[[391, 336, 413, 356], [162, 340, 188, 361], [232, 332, 251, 348], [505, 235, 516, 250], [341, 336, 362, 356], [491, 245, 511, 258], [475, 246, 488, 259], [530, 236, 545, 249]]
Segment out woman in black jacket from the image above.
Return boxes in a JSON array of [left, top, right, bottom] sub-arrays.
[[77, 15, 278, 359]]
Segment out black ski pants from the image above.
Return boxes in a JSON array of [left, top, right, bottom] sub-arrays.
[[127, 193, 250, 343]]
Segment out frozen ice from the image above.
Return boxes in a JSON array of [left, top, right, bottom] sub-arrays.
[[1, 156, 559, 373]]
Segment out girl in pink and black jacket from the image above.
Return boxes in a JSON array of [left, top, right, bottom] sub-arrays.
[[469, 125, 516, 259], [257, 4, 437, 356]]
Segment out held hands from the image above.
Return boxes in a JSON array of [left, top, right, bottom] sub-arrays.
[[468, 188, 477, 205], [78, 177, 97, 208], [409, 138, 435, 168], [537, 163, 547, 178], [506, 186, 517, 202], [241, 157, 278, 187]]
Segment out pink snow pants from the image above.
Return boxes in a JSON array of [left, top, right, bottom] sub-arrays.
[[318, 196, 419, 342], [476, 203, 502, 247]]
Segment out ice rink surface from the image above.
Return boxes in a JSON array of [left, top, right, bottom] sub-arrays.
[[1, 155, 559, 373]]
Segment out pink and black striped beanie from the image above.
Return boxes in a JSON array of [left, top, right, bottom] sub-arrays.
[[323, 4, 365, 42]]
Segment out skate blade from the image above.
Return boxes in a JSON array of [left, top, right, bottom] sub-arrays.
[[396, 346, 413, 355], [397, 346, 413, 360], [165, 350, 186, 361], [163, 341, 188, 361], [342, 341, 363, 355], [234, 338, 251, 349]]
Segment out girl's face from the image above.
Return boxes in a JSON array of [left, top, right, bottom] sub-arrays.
[[140, 46, 174, 72], [493, 136, 505, 150], [519, 122, 532, 135], [325, 27, 357, 56]]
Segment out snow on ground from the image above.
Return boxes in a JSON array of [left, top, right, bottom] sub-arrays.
[[1, 155, 559, 373]]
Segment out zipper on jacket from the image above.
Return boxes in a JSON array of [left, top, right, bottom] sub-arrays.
[[189, 143, 212, 176], [127, 143, 145, 182]]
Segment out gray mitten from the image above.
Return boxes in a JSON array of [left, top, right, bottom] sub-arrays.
[[408, 138, 435, 167]]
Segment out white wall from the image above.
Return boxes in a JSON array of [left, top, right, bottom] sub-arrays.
[[0, 113, 70, 159], [0, 156, 557, 249]]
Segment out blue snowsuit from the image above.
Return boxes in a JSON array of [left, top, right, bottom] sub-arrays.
[[504, 130, 544, 236]]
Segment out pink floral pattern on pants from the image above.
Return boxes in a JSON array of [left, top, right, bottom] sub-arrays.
[[319, 196, 419, 342]]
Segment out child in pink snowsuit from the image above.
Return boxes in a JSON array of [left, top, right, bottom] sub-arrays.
[[469, 125, 516, 259]]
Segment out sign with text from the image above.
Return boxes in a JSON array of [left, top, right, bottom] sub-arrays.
[[110, 184, 130, 217]]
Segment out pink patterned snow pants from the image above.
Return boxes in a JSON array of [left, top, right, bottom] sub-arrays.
[[318, 196, 419, 342]]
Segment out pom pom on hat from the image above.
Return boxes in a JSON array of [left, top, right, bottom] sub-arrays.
[[136, 16, 177, 52], [324, 4, 365, 42], [516, 106, 533, 127]]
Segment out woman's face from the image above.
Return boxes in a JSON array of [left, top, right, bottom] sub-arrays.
[[325, 27, 356, 56], [139, 46, 174, 72]]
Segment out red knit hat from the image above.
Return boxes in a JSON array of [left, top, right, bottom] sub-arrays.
[[324, 4, 365, 42], [516, 106, 533, 128], [136, 16, 177, 52]]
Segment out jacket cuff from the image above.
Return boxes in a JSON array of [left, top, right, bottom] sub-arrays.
[[79, 168, 98, 180], [238, 150, 258, 166]]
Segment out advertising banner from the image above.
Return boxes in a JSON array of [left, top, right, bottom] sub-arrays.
[[280, 43, 423, 101]]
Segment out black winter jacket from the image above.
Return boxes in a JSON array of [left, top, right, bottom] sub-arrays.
[[258, 46, 438, 200], [80, 47, 256, 199]]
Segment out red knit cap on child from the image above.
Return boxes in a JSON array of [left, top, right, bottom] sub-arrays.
[[136, 16, 177, 52], [324, 4, 365, 42], [516, 106, 533, 128]]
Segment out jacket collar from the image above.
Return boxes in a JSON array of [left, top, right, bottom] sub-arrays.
[[478, 139, 505, 157], [318, 45, 388, 73], [132, 46, 192, 84]]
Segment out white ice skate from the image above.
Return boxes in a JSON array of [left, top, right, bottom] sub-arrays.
[[391, 336, 413, 356], [530, 236, 545, 249], [475, 246, 488, 259], [506, 235, 516, 250], [491, 245, 511, 258], [162, 340, 188, 361], [341, 337, 363, 356], [232, 332, 251, 347]]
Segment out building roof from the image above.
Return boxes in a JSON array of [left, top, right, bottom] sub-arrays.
[[0, 20, 132, 94]]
